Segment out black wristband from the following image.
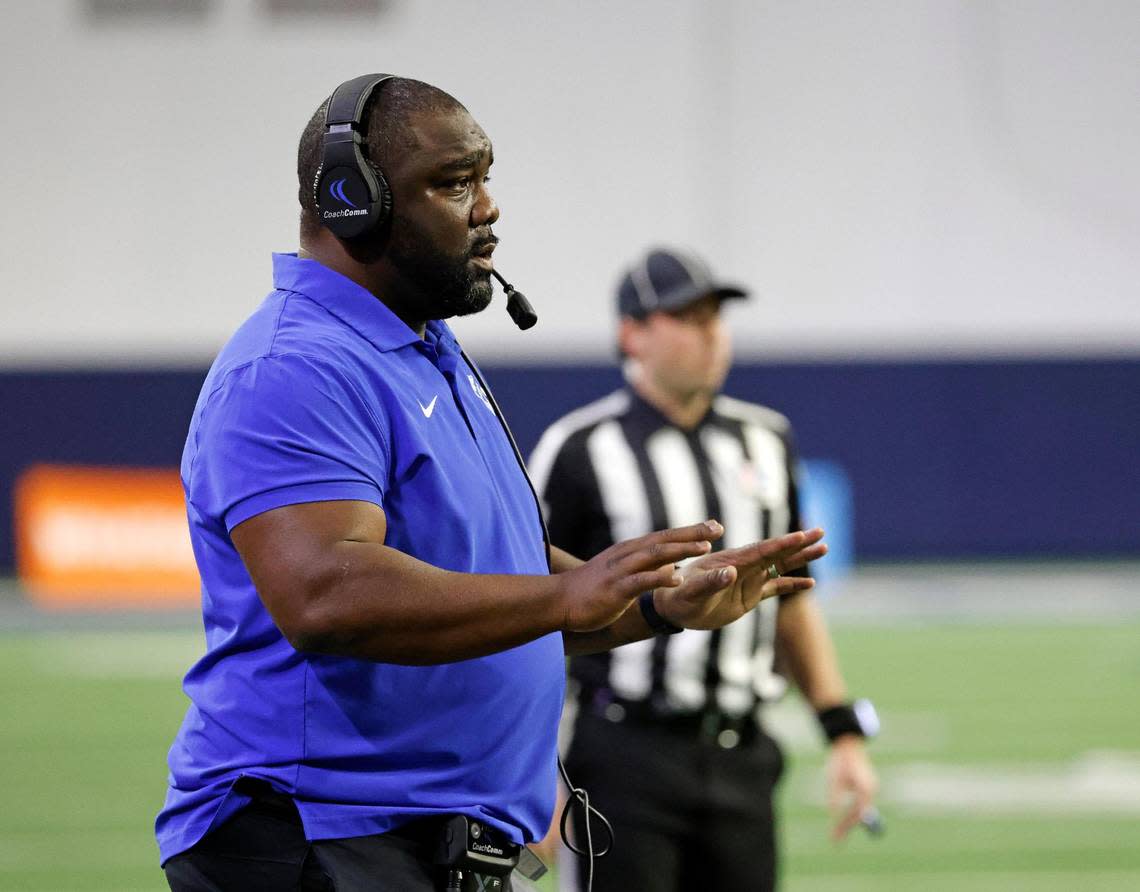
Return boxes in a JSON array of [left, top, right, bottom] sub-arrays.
[[638, 591, 683, 635], [817, 699, 879, 743]]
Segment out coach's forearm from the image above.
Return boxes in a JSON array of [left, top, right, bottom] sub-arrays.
[[276, 541, 569, 665], [238, 500, 713, 665]]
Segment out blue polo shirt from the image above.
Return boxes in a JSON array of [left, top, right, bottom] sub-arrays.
[[156, 253, 563, 863]]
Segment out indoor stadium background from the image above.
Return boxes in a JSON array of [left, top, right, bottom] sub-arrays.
[[2, 2, 1138, 890]]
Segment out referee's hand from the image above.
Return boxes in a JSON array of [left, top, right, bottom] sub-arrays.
[[556, 520, 722, 632], [828, 736, 879, 842], [652, 528, 827, 630]]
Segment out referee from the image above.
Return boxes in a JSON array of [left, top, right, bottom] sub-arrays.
[[529, 247, 880, 891]]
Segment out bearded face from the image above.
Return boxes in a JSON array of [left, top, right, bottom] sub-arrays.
[[385, 215, 494, 320]]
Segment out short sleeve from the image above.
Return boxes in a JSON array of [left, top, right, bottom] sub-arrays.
[[188, 354, 390, 531]]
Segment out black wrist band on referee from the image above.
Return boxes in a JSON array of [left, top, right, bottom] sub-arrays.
[[817, 699, 879, 743], [817, 704, 865, 742], [638, 591, 683, 635]]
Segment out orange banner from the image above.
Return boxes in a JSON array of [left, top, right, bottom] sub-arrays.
[[14, 464, 200, 608]]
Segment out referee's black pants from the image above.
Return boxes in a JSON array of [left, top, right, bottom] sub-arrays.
[[566, 709, 784, 892], [163, 790, 527, 892]]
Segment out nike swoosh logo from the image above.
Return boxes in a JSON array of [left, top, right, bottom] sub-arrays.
[[418, 395, 438, 417]]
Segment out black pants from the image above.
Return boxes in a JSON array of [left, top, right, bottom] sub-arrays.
[[565, 710, 784, 892], [164, 793, 518, 892]]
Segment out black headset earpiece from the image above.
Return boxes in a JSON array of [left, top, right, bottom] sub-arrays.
[[315, 73, 396, 239]]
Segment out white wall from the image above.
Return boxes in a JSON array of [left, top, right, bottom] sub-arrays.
[[1, 0, 1137, 365]]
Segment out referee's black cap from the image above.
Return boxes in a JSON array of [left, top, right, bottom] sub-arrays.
[[616, 247, 749, 319]]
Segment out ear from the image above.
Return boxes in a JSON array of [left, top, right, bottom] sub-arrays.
[[618, 317, 647, 360]]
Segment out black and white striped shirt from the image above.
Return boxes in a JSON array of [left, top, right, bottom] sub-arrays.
[[529, 388, 804, 719]]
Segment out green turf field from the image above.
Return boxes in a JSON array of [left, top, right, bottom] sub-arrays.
[[1, 621, 1137, 891]]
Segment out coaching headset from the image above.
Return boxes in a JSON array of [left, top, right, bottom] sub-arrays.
[[313, 73, 538, 330]]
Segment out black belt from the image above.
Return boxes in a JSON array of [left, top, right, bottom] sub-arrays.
[[232, 778, 531, 878], [581, 689, 762, 749], [235, 778, 448, 847]]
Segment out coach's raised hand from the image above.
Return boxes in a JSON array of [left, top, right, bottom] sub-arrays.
[[652, 528, 827, 630], [555, 520, 722, 632]]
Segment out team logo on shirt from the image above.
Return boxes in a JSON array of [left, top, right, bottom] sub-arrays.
[[467, 374, 494, 412]]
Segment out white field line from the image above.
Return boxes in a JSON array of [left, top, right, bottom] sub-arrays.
[[885, 751, 1140, 815], [784, 869, 1140, 892], [789, 751, 1140, 817]]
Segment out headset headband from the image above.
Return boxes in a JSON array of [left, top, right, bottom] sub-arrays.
[[325, 73, 396, 128]]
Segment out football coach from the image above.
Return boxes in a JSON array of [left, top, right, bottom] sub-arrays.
[[155, 73, 827, 892]]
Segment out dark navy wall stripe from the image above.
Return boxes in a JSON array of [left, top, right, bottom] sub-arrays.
[[1, 357, 1137, 572]]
